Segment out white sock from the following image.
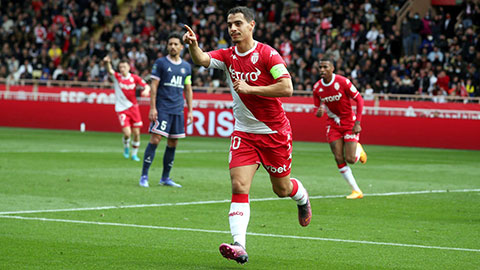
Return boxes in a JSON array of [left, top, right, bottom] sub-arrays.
[[123, 137, 130, 149], [290, 178, 309, 205], [131, 141, 140, 156], [339, 165, 361, 192], [229, 202, 250, 248]]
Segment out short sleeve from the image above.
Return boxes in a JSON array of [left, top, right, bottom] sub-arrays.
[[207, 49, 228, 70], [151, 59, 162, 81], [266, 47, 290, 80], [344, 78, 359, 99]]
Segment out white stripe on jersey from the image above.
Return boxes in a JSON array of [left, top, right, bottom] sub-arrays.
[[111, 75, 133, 112], [209, 51, 275, 134], [226, 72, 275, 134]]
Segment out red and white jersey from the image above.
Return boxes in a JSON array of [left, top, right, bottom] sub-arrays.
[[208, 41, 291, 134], [313, 74, 361, 126], [111, 72, 147, 112]]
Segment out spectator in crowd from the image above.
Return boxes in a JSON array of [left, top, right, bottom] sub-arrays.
[[0, 0, 478, 101]]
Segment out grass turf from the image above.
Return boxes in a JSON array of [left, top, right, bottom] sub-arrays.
[[0, 127, 479, 269]]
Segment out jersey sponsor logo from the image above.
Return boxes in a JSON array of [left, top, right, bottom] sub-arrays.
[[229, 211, 244, 217], [232, 55, 238, 60], [228, 65, 261, 82], [265, 164, 288, 174], [321, 92, 343, 102], [167, 67, 172, 72], [344, 134, 359, 140], [163, 75, 184, 88], [251, 52, 259, 64], [334, 82, 340, 90], [118, 82, 136, 90]]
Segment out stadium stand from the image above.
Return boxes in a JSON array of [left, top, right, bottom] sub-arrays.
[[0, 0, 479, 100]]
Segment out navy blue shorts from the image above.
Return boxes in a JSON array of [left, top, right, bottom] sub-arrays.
[[149, 111, 185, 138]]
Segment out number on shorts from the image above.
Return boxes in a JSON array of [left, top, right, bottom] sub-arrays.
[[160, 120, 167, 131], [231, 136, 241, 150]]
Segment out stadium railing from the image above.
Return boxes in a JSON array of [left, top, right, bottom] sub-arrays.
[[1, 78, 479, 104]]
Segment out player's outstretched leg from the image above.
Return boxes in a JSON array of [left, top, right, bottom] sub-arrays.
[[289, 178, 312, 226], [219, 242, 248, 264], [356, 143, 367, 164], [338, 163, 363, 199]]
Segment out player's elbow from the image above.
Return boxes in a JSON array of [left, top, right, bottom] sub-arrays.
[[281, 79, 294, 97]]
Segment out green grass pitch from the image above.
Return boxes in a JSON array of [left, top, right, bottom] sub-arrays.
[[0, 127, 479, 269]]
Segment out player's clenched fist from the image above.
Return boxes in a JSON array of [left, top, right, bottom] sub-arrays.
[[233, 79, 252, 94], [183, 25, 197, 46], [316, 104, 325, 117]]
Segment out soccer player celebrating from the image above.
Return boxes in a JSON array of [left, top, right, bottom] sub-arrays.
[[312, 58, 367, 199], [103, 56, 150, 162], [138, 32, 193, 188], [183, 6, 311, 264]]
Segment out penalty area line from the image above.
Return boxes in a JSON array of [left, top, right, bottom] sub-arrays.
[[0, 188, 479, 215], [0, 215, 479, 253]]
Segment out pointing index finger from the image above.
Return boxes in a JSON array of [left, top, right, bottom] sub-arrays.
[[184, 25, 195, 35]]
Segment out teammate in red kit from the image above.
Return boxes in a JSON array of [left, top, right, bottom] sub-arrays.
[[104, 56, 150, 161], [313, 58, 367, 199], [183, 6, 311, 265]]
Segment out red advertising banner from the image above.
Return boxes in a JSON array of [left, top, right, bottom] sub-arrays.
[[1, 86, 480, 150]]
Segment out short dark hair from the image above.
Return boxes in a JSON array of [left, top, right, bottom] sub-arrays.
[[227, 6, 255, 22], [319, 57, 334, 65], [119, 58, 129, 65], [168, 32, 183, 44]]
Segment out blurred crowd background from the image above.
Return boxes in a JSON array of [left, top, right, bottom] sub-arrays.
[[0, 0, 479, 98]]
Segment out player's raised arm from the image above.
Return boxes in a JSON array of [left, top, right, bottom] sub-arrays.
[[103, 56, 115, 76], [183, 25, 210, 68]]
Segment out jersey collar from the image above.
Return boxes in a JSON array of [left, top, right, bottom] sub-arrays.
[[321, 74, 336, 86], [166, 55, 182, 65], [235, 40, 258, 57]]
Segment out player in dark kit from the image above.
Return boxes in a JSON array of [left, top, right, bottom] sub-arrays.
[[139, 32, 193, 188], [313, 58, 367, 199]]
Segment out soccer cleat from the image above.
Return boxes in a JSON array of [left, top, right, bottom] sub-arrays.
[[159, 177, 182, 188], [219, 242, 248, 264], [139, 175, 149, 188], [298, 196, 312, 227], [346, 190, 363, 199], [123, 147, 130, 159], [357, 143, 367, 164], [131, 155, 140, 162]]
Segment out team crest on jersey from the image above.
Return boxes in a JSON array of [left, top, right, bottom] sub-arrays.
[[180, 68, 186, 74], [251, 52, 259, 64], [334, 82, 340, 90]]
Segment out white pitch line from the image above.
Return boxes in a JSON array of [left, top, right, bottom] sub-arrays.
[[1, 149, 227, 154], [0, 188, 479, 215], [0, 215, 478, 253]]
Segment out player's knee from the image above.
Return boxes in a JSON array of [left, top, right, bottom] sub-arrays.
[[150, 135, 161, 144], [345, 156, 356, 164], [231, 179, 249, 194]]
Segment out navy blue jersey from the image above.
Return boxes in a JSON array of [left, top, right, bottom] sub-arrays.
[[151, 56, 192, 115]]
